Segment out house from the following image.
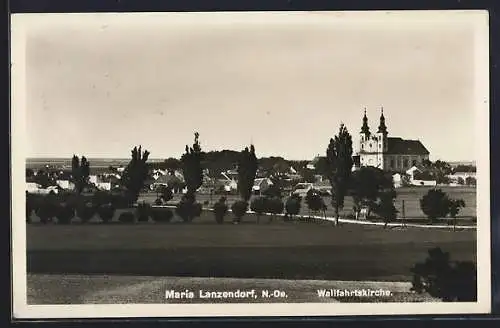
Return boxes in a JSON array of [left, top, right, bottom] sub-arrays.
[[306, 155, 323, 170], [252, 178, 273, 194], [56, 179, 75, 190], [447, 170, 476, 183], [218, 172, 237, 192], [392, 173, 402, 188], [95, 182, 112, 191], [406, 165, 424, 181], [26, 182, 41, 193], [150, 173, 183, 191], [356, 108, 430, 172]]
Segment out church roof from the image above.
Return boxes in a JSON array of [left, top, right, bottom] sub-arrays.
[[387, 137, 429, 155]]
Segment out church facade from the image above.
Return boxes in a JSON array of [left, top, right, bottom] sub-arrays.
[[354, 108, 430, 172]]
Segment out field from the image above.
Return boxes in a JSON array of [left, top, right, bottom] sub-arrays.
[[27, 211, 476, 282]]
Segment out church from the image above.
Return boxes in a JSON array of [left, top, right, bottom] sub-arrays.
[[353, 108, 430, 172]]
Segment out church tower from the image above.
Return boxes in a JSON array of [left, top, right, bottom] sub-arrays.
[[375, 107, 388, 168], [360, 108, 370, 147]]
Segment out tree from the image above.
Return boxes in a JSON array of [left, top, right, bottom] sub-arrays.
[[265, 177, 286, 198], [121, 146, 150, 203], [76, 201, 95, 223], [326, 124, 353, 226], [181, 132, 203, 203], [97, 203, 116, 223], [159, 185, 173, 203], [231, 200, 248, 224], [26, 168, 35, 179], [300, 169, 316, 183], [34, 170, 55, 188], [163, 157, 182, 174], [213, 197, 228, 224], [350, 166, 395, 218], [373, 191, 398, 229], [55, 203, 75, 224], [448, 198, 466, 231], [136, 202, 151, 222], [250, 196, 267, 223], [313, 157, 329, 177], [457, 177, 465, 185], [420, 189, 450, 223], [35, 193, 58, 224], [266, 197, 284, 223], [465, 176, 476, 186], [71, 155, 90, 194], [305, 189, 326, 219], [411, 247, 476, 302], [285, 194, 301, 221], [237, 145, 258, 202]]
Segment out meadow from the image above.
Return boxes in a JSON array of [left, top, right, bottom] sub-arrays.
[[27, 210, 476, 282]]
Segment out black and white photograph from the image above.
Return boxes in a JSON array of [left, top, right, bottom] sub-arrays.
[[11, 10, 490, 318]]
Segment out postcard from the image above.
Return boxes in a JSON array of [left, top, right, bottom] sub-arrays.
[[11, 10, 490, 318]]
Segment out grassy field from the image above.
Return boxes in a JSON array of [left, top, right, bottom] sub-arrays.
[[27, 211, 476, 282], [138, 185, 477, 219]]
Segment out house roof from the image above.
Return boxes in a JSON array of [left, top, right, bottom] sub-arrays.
[[386, 137, 429, 155], [153, 174, 182, 185]]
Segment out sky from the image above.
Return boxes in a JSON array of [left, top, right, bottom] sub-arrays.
[[18, 11, 485, 161]]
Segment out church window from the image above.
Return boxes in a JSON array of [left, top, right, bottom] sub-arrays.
[[390, 159, 395, 168], [403, 159, 409, 168], [361, 144, 364, 150]]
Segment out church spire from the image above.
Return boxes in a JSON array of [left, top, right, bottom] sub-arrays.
[[360, 107, 370, 137], [377, 106, 388, 134]]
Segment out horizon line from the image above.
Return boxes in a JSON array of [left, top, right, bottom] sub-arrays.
[[25, 155, 476, 163]]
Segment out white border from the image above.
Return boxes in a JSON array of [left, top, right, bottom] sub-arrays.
[[11, 10, 491, 318]]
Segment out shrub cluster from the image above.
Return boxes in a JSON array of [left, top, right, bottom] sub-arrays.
[[212, 197, 228, 224], [175, 196, 202, 223], [420, 189, 466, 223]]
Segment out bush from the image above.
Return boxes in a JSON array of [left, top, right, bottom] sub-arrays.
[[262, 185, 282, 198], [266, 197, 284, 222], [411, 247, 476, 302], [250, 196, 267, 223], [96, 203, 116, 223], [92, 191, 113, 208], [154, 198, 163, 205], [285, 195, 302, 221], [159, 186, 173, 202], [76, 201, 96, 223], [465, 176, 476, 186], [118, 211, 136, 224], [55, 203, 75, 224], [373, 192, 398, 228], [111, 193, 133, 209], [305, 189, 325, 216], [420, 189, 450, 223], [175, 197, 202, 223], [136, 202, 151, 222], [213, 197, 228, 224], [231, 200, 248, 223], [35, 195, 58, 224], [151, 208, 174, 223], [26, 193, 34, 223]]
